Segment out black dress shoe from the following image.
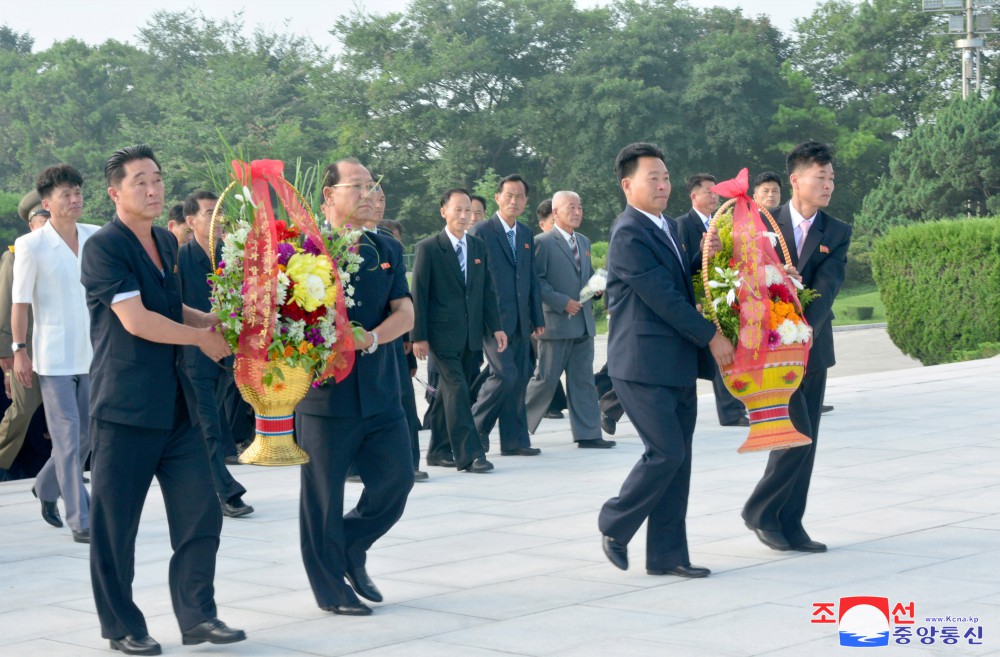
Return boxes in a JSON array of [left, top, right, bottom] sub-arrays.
[[323, 601, 372, 616], [500, 447, 541, 456], [746, 523, 791, 551], [602, 535, 628, 570], [543, 410, 565, 419], [821, 404, 834, 414], [32, 488, 63, 528], [461, 456, 494, 473], [223, 455, 240, 465], [601, 414, 617, 435], [414, 469, 429, 482], [579, 438, 616, 449], [345, 565, 383, 602], [72, 528, 90, 543], [110, 634, 161, 655], [426, 455, 456, 468], [648, 564, 711, 578], [181, 618, 247, 645], [790, 539, 828, 553], [222, 496, 254, 518], [722, 416, 751, 427]]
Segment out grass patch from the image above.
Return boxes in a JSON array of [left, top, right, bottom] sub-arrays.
[[832, 283, 886, 326]]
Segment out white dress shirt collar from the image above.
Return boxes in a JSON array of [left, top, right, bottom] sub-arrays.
[[445, 229, 466, 250], [788, 201, 818, 230], [552, 223, 575, 244], [630, 205, 668, 232], [694, 208, 712, 227]]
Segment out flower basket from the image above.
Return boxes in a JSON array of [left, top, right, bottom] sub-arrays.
[[701, 169, 813, 454], [209, 159, 358, 466]]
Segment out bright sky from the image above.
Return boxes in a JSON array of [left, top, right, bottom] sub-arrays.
[[3, 0, 818, 52]]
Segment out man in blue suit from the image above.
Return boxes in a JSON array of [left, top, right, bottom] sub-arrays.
[[83, 144, 244, 655], [598, 143, 734, 578], [468, 175, 545, 456]]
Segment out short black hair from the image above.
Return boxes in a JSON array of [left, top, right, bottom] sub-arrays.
[[535, 198, 552, 222], [167, 203, 185, 224], [470, 194, 487, 209], [183, 190, 218, 218], [381, 219, 403, 241], [686, 173, 716, 195], [496, 174, 530, 196], [753, 171, 782, 191], [320, 157, 362, 189], [35, 164, 84, 199], [440, 187, 471, 208], [105, 144, 160, 187], [786, 141, 834, 176], [614, 142, 665, 184]]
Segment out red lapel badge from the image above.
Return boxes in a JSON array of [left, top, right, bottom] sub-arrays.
[[474, 258, 482, 264], [819, 245, 830, 254], [524, 243, 530, 249], [380, 262, 391, 269]]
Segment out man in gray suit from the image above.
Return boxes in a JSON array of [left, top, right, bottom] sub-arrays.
[[525, 191, 615, 448]]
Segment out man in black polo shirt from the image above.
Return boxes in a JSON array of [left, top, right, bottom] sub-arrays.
[[296, 157, 415, 616]]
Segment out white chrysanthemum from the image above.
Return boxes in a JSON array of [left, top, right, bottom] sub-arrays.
[[765, 265, 784, 286], [275, 271, 290, 306], [777, 319, 798, 344], [796, 321, 812, 343], [286, 319, 306, 344]]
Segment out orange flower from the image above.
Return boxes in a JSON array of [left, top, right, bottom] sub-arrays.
[[283, 345, 295, 358], [298, 342, 311, 355]]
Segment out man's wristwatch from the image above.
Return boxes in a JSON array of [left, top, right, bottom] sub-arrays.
[[11, 343, 27, 354], [363, 331, 379, 355]]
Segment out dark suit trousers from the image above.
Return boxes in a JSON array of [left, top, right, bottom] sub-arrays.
[[473, 331, 531, 450], [221, 371, 252, 455], [89, 409, 222, 639], [742, 367, 827, 545], [427, 348, 486, 469], [297, 409, 413, 608], [595, 363, 624, 423], [184, 364, 246, 502], [713, 370, 746, 424], [598, 378, 696, 570], [395, 342, 421, 469]]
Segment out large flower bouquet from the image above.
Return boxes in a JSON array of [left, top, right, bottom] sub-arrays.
[[696, 168, 818, 453], [207, 159, 359, 465]]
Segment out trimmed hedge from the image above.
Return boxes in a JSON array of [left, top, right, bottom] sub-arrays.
[[871, 217, 1000, 365]]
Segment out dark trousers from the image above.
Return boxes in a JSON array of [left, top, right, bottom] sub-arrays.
[[712, 370, 746, 425], [297, 409, 413, 608], [742, 367, 827, 545], [184, 364, 246, 503], [595, 363, 624, 423], [395, 342, 421, 469], [221, 370, 253, 456], [427, 347, 486, 469], [89, 406, 222, 639], [598, 378, 696, 570], [473, 331, 531, 451]]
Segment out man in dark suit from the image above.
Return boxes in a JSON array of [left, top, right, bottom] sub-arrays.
[[598, 143, 734, 578], [525, 191, 614, 448], [83, 144, 244, 655], [296, 158, 415, 617], [675, 173, 748, 428], [412, 188, 506, 473], [177, 190, 253, 518], [468, 175, 545, 456], [742, 141, 852, 554]]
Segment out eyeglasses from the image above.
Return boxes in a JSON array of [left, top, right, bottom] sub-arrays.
[[499, 193, 527, 201], [331, 182, 382, 193]]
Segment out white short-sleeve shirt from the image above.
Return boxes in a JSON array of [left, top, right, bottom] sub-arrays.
[[11, 222, 100, 375]]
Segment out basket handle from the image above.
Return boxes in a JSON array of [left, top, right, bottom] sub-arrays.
[[700, 199, 790, 332], [209, 180, 238, 270]]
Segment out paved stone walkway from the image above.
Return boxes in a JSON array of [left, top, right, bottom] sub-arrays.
[[1, 329, 996, 656]]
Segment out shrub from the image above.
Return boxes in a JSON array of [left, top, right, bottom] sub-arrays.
[[590, 240, 608, 272], [871, 217, 1000, 365]]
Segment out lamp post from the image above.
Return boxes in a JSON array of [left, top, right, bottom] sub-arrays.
[[923, 0, 996, 98]]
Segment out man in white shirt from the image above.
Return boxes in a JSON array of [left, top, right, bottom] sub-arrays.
[[12, 164, 99, 543]]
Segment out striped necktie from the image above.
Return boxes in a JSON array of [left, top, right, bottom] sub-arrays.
[[456, 242, 466, 281], [569, 233, 581, 270], [506, 228, 517, 264]]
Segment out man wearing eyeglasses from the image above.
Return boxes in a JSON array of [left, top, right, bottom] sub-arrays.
[[468, 175, 545, 457], [296, 158, 415, 616], [0, 191, 49, 481]]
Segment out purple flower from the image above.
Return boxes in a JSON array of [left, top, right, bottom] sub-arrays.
[[230, 312, 238, 318], [276, 242, 296, 266], [767, 330, 782, 349], [302, 236, 322, 256], [218, 260, 226, 269], [305, 327, 324, 345], [280, 326, 289, 334]]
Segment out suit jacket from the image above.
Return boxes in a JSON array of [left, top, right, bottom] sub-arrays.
[[675, 208, 709, 273], [0, 248, 32, 358], [178, 239, 225, 378], [296, 231, 411, 419], [468, 214, 544, 337], [606, 205, 717, 387], [411, 229, 501, 353], [82, 218, 188, 430], [533, 228, 596, 339], [771, 203, 852, 371]]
